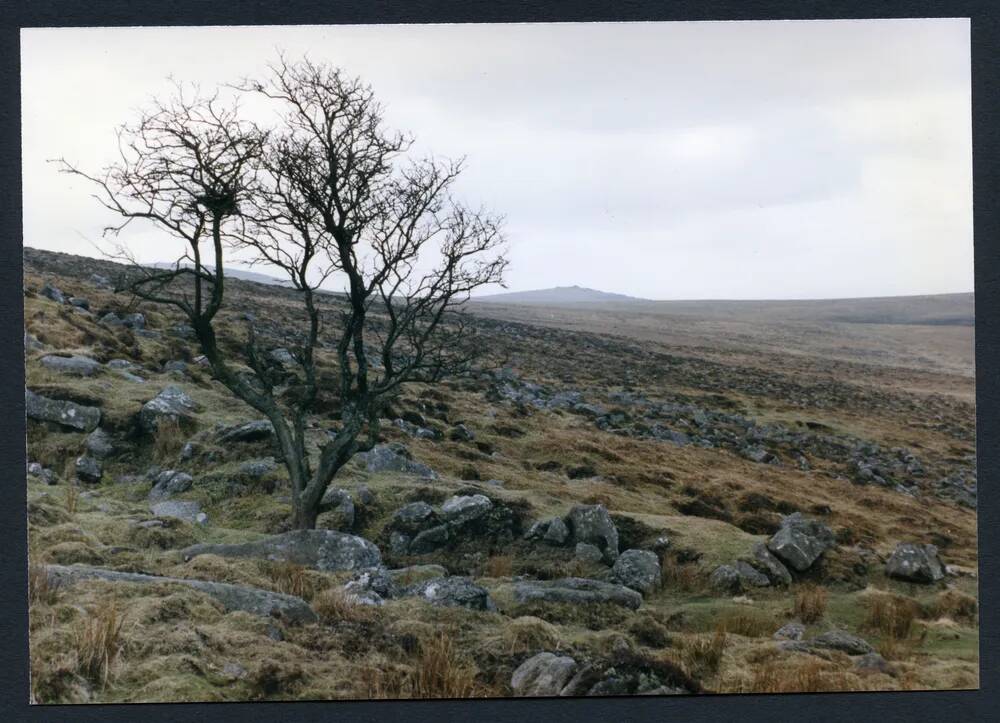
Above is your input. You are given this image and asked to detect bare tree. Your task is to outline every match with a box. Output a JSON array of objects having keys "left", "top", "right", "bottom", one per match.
[{"left": 57, "top": 58, "right": 508, "bottom": 529}]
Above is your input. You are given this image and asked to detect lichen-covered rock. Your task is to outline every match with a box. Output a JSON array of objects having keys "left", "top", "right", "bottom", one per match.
[
  {"left": 440, "top": 494, "right": 493, "bottom": 526},
  {"left": 45, "top": 564, "right": 316, "bottom": 624},
  {"left": 773, "top": 622, "right": 806, "bottom": 641},
  {"left": 85, "top": 428, "right": 115, "bottom": 459},
  {"left": 734, "top": 560, "right": 770, "bottom": 588},
  {"left": 542, "top": 517, "right": 569, "bottom": 545},
  {"left": 709, "top": 564, "right": 741, "bottom": 593},
  {"left": 40, "top": 354, "right": 101, "bottom": 376},
  {"left": 148, "top": 470, "right": 193, "bottom": 501},
  {"left": 409, "top": 525, "right": 451, "bottom": 554},
  {"left": 885, "top": 542, "right": 945, "bottom": 583},
  {"left": 611, "top": 549, "right": 662, "bottom": 594},
  {"left": 575, "top": 542, "right": 604, "bottom": 564},
  {"left": 391, "top": 502, "right": 437, "bottom": 534},
  {"left": 359, "top": 444, "right": 437, "bottom": 478},
  {"left": 748, "top": 541, "right": 792, "bottom": 586},
  {"left": 150, "top": 500, "right": 205, "bottom": 524},
  {"left": 406, "top": 576, "right": 496, "bottom": 611},
  {"left": 40, "top": 282, "right": 65, "bottom": 304},
  {"left": 181, "top": 530, "right": 381, "bottom": 572},
  {"left": 139, "top": 385, "right": 200, "bottom": 433},
  {"left": 567, "top": 504, "right": 619, "bottom": 564},
  {"left": 511, "top": 652, "right": 578, "bottom": 697},
  {"left": 74, "top": 456, "right": 102, "bottom": 484},
  {"left": 809, "top": 630, "right": 874, "bottom": 655},
  {"left": 766, "top": 512, "right": 835, "bottom": 571},
  {"left": 25, "top": 389, "right": 101, "bottom": 432},
  {"left": 216, "top": 420, "right": 274, "bottom": 444}
]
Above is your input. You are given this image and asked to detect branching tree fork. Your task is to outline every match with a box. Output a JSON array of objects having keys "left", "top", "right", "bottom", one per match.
[{"left": 57, "top": 58, "right": 508, "bottom": 529}]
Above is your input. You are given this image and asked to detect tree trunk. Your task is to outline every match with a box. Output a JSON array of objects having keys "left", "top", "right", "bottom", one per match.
[{"left": 292, "top": 503, "right": 319, "bottom": 530}]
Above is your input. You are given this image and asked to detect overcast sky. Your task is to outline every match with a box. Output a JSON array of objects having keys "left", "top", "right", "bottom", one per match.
[{"left": 21, "top": 20, "right": 972, "bottom": 300}]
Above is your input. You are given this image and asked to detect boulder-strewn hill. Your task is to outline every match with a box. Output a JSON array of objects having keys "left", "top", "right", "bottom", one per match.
[{"left": 23, "top": 247, "right": 979, "bottom": 703}]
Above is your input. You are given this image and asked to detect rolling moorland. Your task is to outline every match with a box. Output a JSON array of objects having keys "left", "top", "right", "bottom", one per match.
[{"left": 24, "top": 247, "right": 978, "bottom": 703}]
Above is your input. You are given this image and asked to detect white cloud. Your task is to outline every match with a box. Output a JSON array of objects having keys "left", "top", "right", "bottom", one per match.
[{"left": 21, "top": 19, "right": 972, "bottom": 299}]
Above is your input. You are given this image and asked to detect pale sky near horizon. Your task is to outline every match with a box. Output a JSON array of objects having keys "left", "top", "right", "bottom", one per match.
[{"left": 21, "top": 20, "right": 973, "bottom": 300}]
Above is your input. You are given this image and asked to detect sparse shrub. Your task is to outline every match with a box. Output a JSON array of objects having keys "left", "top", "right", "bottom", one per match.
[
  {"left": 794, "top": 583, "right": 828, "bottom": 624},
  {"left": 681, "top": 629, "right": 726, "bottom": 676},
  {"left": 864, "top": 591, "right": 919, "bottom": 640},
  {"left": 153, "top": 417, "right": 185, "bottom": 462},
  {"left": 484, "top": 554, "right": 513, "bottom": 578},
  {"left": 312, "top": 587, "right": 376, "bottom": 624},
  {"left": 411, "top": 632, "right": 479, "bottom": 698},
  {"left": 74, "top": 600, "right": 125, "bottom": 688},
  {"left": 931, "top": 589, "right": 978, "bottom": 624},
  {"left": 501, "top": 616, "right": 561, "bottom": 654}
]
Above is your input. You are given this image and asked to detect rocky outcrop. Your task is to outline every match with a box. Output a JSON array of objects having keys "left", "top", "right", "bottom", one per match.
[
  {"left": 511, "top": 652, "right": 578, "bottom": 697},
  {"left": 566, "top": 504, "right": 619, "bottom": 564},
  {"left": 885, "top": 543, "right": 945, "bottom": 583},
  {"left": 808, "top": 630, "right": 874, "bottom": 655},
  {"left": 139, "top": 385, "right": 200, "bottom": 433},
  {"left": 747, "top": 542, "right": 792, "bottom": 586},
  {"left": 85, "top": 428, "right": 115, "bottom": 459},
  {"left": 440, "top": 494, "right": 493, "bottom": 526},
  {"left": 150, "top": 500, "right": 206, "bottom": 524},
  {"left": 44, "top": 564, "right": 316, "bottom": 624},
  {"left": 766, "top": 512, "right": 835, "bottom": 571},
  {"left": 512, "top": 577, "right": 642, "bottom": 610},
  {"left": 216, "top": 420, "right": 275, "bottom": 444},
  {"left": 181, "top": 529, "right": 381, "bottom": 572},
  {"left": 74, "top": 456, "right": 102, "bottom": 484},
  {"left": 405, "top": 576, "right": 496, "bottom": 611},
  {"left": 25, "top": 389, "right": 101, "bottom": 432},
  {"left": 40, "top": 355, "right": 101, "bottom": 377},
  {"left": 611, "top": 549, "right": 661, "bottom": 594},
  {"left": 358, "top": 444, "right": 437, "bottom": 478},
  {"left": 148, "top": 470, "right": 193, "bottom": 501}
]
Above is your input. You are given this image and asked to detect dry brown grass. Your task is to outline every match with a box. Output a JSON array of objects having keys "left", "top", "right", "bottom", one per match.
[
  {"left": 660, "top": 556, "right": 703, "bottom": 593},
  {"left": 501, "top": 615, "right": 561, "bottom": 654},
  {"left": 312, "top": 587, "right": 377, "bottom": 624},
  {"left": 931, "top": 589, "right": 978, "bottom": 624},
  {"left": 153, "top": 417, "right": 185, "bottom": 462},
  {"left": 74, "top": 600, "right": 126, "bottom": 688},
  {"left": 63, "top": 483, "right": 80, "bottom": 516},
  {"left": 864, "top": 591, "right": 919, "bottom": 640},
  {"left": 716, "top": 609, "right": 775, "bottom": 638},
  {"left": 28, "top": 561, "right": 59, "bottom": 606},
  {"left": 746, "top": 659, "right": 865, "bottom": 693},
  {"left": 681, "top": 629, "right": 726, "bottom": 676},
  {"left": 793, "top": 583, "right": 828, "bottom": 624},
  {"left": 262, "top": 560, "right": 316, "bottom": 600},
  {"left": 361, "top": 632, "right": 484, "bottom": 699},
  {"left": 484, "top": 554, "right": 513, "bottom": 578},
  {"left": 411, "top": 632, "right": 481, "bottom": 698}
]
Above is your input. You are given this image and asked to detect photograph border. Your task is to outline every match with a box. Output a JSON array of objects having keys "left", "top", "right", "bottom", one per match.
[{"left": 1, "top": 2, "right": 996, "bottom": 721}]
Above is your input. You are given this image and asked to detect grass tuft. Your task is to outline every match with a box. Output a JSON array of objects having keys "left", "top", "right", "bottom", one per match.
[
  {"left": 74, "top": 600, "right": 126, "bottom": 688},
  {"left": 793, "top": 583, "right": 828, "bottom": 624}
]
